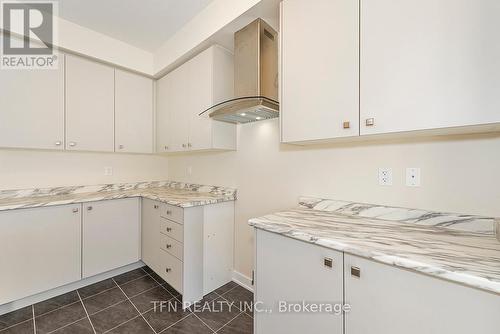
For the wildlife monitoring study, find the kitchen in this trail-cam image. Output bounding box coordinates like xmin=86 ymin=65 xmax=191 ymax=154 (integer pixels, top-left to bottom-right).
xmin=0 ymin=0 xmax=499 ymax=333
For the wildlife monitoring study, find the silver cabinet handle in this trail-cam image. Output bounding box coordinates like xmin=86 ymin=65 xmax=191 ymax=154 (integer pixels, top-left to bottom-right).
xmin=187 ymin=143 xmax=192 ymax=148
xmin=166 ymin=210 xmax=172 ymax=215
xmin=118 ymin=144 xmax=124 ymax=150
xmin=55 ymin=141 xmax=62 ymax=146
xmin=351 ymin=266 xmax=361 ymax=278
xmin=72 ymin=208 xmax=79 ymax=213
xmin=153 ymin=204 xmax=159 ymax=209
xmin=165 ymin=268 xmax=172 ymax=273
xmin=87 ymin=206 xmax=93 ymax=211
xmin=166 ymin=244 xmax=172 ymax=249
xmin=164 ymin=146 xmax=169 ymax=151
xmin=166 ymin=227 xmax=172 ymax=232
xmin=365 ymin=118 xmax=375 ymax=126
xmin=182 ymin=144 xmax=186 ymax=148
xmin=69 ymin=142 xmax=76 ymax=147
xmin=324 ymin=257 xmax=333 ymax=268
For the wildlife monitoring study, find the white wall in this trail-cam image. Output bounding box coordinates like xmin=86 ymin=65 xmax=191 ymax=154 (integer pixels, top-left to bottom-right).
xmin=167 ymin=119 xmax=500 ymax=278
xmin=0 ymin=150 xmax=169 ymax=190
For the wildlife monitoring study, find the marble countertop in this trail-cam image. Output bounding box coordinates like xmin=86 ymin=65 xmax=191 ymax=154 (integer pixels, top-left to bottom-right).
xmin=0 ymin=181 xmax=236 ymax=211
xmin=249 ymin=197 xmax=500 ymax=295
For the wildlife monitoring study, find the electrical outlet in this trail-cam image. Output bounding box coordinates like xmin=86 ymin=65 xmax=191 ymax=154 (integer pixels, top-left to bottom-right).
xmin=378 ymin=168 xmax=393 ymax=186
xmin=406 ymin=168 xmax=421 ymax=187
xmin=104 ymin=167 xmax=113 ymax=176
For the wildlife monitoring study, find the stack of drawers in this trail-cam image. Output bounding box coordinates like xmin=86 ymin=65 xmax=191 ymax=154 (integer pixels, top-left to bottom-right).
xmin=158 ymin=204 xmax=184 ymax=293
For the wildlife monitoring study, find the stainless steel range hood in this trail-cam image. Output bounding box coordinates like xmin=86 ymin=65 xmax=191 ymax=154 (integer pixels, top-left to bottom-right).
xmin=202 ymin=19 xmax=279 ymax=124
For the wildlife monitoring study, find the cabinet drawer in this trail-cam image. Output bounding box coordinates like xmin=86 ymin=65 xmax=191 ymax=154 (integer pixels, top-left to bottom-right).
xmin=158 ymin=249 xmax=183 ymax=294
xmin=160 ymin=234 xmax=183 ymax=261
xmin=159 ymin=218 xmax=183 ymax=242
xmin=160 ymin=204 xmax=183 ymax=224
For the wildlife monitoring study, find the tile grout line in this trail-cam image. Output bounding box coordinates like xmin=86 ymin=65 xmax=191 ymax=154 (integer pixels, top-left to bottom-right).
xmin=77 ymin=290 xmax=97 ymax=334
xmin=157 ymin=313 xmax=195 ymax=334
xmin=102 ymin=314 xmax=141 ymax=334
xmin=45 ymin=317 xmax=88 ymax=334
xmin=32 ymin=305 xmax=36 ymax=334
xmin=0 ymin=318 xmax=35 ymax=332
xmin=190 ymin=312 xmax=216 ymax=333
xmin=33 ymin=299 xmax=83 ymax=319
xmin=213 ymin=311 xmax=244 ymax=334
xmin=112 ymin=278 xmax=158 ymax=334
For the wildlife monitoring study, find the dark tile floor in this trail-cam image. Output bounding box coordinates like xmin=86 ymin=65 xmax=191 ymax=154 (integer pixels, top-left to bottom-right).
xmin=0 ymin=266 xmax=253 ymax=334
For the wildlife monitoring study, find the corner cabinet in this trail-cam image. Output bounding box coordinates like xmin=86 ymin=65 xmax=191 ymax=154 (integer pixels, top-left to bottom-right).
xmin=82 ymin=198 xmax=140 ymax=278
xmin=156 ymin=45 xmax=236 ymax=153
xmin=280 ymin=0 xmax=360 ymax=143
xmin=0 ymin=204 xmax=82 ymax=305
xmin=115 ymin=70 xmax=154 ymax=153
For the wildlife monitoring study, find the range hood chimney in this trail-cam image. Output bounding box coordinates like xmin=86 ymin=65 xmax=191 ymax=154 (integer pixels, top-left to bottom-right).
xmin=203 ymin=19 xmax=279 ymax=124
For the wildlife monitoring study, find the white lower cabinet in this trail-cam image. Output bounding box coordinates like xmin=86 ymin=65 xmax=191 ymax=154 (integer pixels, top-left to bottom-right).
xmin=141 ymin=199 xmax=234 ymax=306
xmin=0 ymin=204 xmax=81 ymax=305
xmin=255 ymin=230 xmax=500 ymax=334
xmin=82 ymin=198 xmax=140 ymax=278
xmin=255 ymin=229 xmax=344 ymax=334
xmin=344 ymin=254 xmax=500 ymax=334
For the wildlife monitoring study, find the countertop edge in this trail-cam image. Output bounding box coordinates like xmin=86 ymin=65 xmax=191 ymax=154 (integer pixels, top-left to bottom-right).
xmin=249 ymin=219 xmax=500 ymax=296
xmin=0 ymin=193 xmax=236 ymax=212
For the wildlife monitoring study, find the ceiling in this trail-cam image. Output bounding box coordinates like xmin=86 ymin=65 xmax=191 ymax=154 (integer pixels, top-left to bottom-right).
xmin=58 ymin=0 xmax=215 ymax=52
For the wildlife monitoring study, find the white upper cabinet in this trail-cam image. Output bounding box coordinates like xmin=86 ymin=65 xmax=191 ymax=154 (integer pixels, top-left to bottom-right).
xmin=156 ymin=45 xmax=236 ymax=153
xmin=360 ymin=0 xmax=500 ymax=135
xmin=65 ymin=54 xmax=115 ymax=152
xmin=280 ymin=0 xmax=360 ymax=143
xmin=0 ymin=54 xmax=65 ymax=150
xmin=115 ymin=69 xmax=154 ymax=153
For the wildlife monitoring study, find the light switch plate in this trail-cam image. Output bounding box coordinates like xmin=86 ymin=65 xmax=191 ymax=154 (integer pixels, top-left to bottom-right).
xmin=378 ymin=168 xmax=393 ymax=186
xmin=406 ymin=168 xmax=421 ymax=187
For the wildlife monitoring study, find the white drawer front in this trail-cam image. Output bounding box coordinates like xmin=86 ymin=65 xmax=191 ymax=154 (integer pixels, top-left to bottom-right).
xmin=159 ymin=218 xmax=183 ymax=242
xmin=160 ymin=234 xmax=183 ymax=261
xmin=158 ymin=249 xmax=183 ymax=294
xmin=161 ymin=204 xmax=183 ymax=224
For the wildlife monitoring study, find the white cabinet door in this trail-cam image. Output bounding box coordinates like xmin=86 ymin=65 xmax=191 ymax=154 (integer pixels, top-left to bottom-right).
xmin=115 ymin=70 xmax=153 ymax=153
xmin=156 ymin=74 xmax=172 ymax=153
xmin=0 ymin=54 xmax=65 ymax=150
xmin=360 ymin=0 xmax=500 ymax=135
xmin=168 ymin=65 xmax=190 ymax=152
xmin=0 ymin=204 xmax=81 ymax=305
xmin=281 ymin=0 xmax=360 ymax=143
xmin=66 ymin=54 xmax=114 ymax=152
xmin=141 ymin=199 xmax=161 ymax=272
xmin=344 ymin=254 xmax=500 ymax=334
xmin=83 ymin=198 xmax=140 ymax=278
xmin=187 ymin=47 xmax=214 ymax=151
xmin=255 ymin=229 xmax=344 ymax=334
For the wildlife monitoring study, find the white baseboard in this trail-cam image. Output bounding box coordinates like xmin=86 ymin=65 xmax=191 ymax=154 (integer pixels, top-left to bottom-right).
xmin=0 ymin=262 xmax=144 ymax=316
xmin=232 ymin=270 xmax=254 ymax=292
